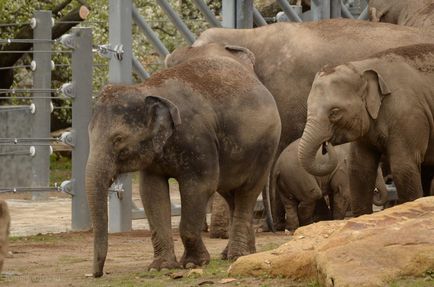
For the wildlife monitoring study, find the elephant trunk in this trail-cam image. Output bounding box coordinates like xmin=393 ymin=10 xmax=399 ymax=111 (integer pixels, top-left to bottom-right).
xmin=373 ymin=167 xmax=388 ymax=206
xmin=85 ymin=155 xmax=115 ymax=277
xmin=298 ymin=119 xmax=338 ymax=176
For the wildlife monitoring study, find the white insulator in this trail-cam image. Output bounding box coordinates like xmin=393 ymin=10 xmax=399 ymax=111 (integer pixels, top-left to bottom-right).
xmin=30 ymin=18 xmax=37 ymax=29
xmin=30 ymin=60 xmax=37 ymax=71
xmin=29 ymin=103 xmax=36 ymax=114
xmin=29 ymin=146 xmax=36 ymax=157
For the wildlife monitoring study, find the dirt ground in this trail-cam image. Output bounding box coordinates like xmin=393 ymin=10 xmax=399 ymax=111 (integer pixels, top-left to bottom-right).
xmin=1 ymin=231 xmax=302 ymax=287
xmin=0 ymin=182 xmax=309 ymax=287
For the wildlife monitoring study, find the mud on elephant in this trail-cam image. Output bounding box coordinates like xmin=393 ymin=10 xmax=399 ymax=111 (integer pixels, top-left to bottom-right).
xmin=299 ymin=44 xmax=434 ymax=216
xmin=273 ymin=139 xmax=387 ymax=232
xmin=85 ymin=43 xmax=281 ymax=277
xmin=168 ymin=19 xmax=434 ymax=230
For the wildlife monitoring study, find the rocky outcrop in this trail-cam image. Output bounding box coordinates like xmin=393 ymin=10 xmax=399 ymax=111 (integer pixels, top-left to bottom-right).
xmin=229 ymin=197 xmax=434 ymax=286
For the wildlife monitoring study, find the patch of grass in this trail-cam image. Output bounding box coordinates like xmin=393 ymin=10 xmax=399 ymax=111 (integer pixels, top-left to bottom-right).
xmin=9 ymin=233 xmax=59 ymax=243
xmin=58 ymin=255 xmax=87 ymax=264
xmin=50 ymin=154 xmax=71 ymax=186
xmin=389 ymin=276 xmax=434 ymax=287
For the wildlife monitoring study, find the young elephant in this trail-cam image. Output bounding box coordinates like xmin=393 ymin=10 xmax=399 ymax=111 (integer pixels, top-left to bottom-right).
xmin=0 ymin=200 xmax=10 ymax=273
xmin=86 ymin=43 xmax=281 ymax=277
xmin=299 ymin=44 xmax=434 ymax=216
xmin=368 ymin=0 xmax=434 ymax=29
xmin=273 ymin=139 xmax=387 ymax=231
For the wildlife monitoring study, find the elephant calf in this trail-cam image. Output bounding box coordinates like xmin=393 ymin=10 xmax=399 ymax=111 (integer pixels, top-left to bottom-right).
xmin=0 ymin=200 xmax=10 ymax=272
xmin=299 ymin=44 xmax=434 ymax=216
xmin=274 ymin=139 xmax=386 ymax=232
xmin=86 ymin=43 xmax=281 ymax=277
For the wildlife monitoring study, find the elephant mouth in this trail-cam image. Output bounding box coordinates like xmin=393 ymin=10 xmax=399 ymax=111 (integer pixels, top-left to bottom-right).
xmin=321 ymin=142 xmax=329 ymax=155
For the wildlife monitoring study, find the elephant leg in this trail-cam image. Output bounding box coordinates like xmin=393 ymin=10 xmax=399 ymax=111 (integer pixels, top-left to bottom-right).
xmin=278 ymin=190 xmax=299 ymax=232
xmin=314 ymin=197 xmax=332 ymax=221
xmin=226 ymin=177 xmax=267 ymax=260
xmin=139 ymin=171 xmax=179 ymax=270
xmin=298 ymin=200 xmax=317 ymax=226
xmin=218 ymin=192 xmax=234 ymax=260
xmin=421 ymin=166 xmax=434 ymax=197
xmin=209 ymin=192 xmax=230 ymax=239
xmin=349 ymin=143 xmax=381 ymax=216
xmin=178 ymin=178 xmax=216 ymax=268
xmin=389 ymin=156 xmax=423 ymax=203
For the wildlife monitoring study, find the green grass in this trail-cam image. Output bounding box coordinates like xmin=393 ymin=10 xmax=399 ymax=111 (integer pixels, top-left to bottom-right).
xmin=9 ymin=233 xmax=60 ymax=243
xmin=389 ymin=276 xmax=434 ymax=287
xmin=49 ymin=154 xmax=71 ymax=186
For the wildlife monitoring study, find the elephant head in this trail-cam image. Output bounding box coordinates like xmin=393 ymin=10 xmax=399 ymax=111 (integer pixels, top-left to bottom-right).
xmin=86 ymin=86 xmax=181 ymax=277
xmin=298 ymin=64 xmax=391 ymax=176
xmin=165 ymin=43 xmax=255 ymax=72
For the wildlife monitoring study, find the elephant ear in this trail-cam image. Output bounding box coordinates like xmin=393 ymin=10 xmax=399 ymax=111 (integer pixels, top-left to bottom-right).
xmin=144 ymin=96 xmax=181 ymax=153
xmin=224 ymin=45 xmax=255 ymax=68
xmin=363 ymin=69 xmax=391 ymax=120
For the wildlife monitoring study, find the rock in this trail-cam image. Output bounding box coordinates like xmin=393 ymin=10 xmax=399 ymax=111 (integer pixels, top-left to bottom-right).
xmin=219 ymin=278 xmax=237 ymax=284
xmin=186 ymin=268 xmax=203 ymax=278
xmin=229 ymin=197 xmax=434 ymax=286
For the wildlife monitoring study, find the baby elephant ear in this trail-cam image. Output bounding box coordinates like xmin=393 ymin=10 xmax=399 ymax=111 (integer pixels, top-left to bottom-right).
xmin=224 ymin=45 xmax=255 ymax=67
xmin=363 ymin=69 xmax=391 ymax=120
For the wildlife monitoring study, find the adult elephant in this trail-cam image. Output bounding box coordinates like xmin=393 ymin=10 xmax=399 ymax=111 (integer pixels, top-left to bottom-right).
xmin=86 ymin=43 xmax=281 ymax=277
xmin=298 ymin=44 xmax=434 ymax=216
xmin=167 ymin=18 xmax=434 ymax=228
xmin=368 ymin=0 xmax=434 ymax=29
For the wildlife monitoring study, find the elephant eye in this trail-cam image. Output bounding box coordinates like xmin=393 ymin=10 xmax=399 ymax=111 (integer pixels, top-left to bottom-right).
xmin=112 ymin=135 xmax=124 ymax=148
xmin=329 ymin=108 xmax=342 ymax=122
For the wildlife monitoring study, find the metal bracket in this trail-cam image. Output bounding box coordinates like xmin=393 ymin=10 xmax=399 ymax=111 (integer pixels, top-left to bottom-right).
xmin=60 ymin=180 xmax=74 ymax=195
xmin=59 ymin=33 xmax=76 ymax=49
xmin=60 ymin=131 xmax=74 ymax=147
xmin=60 ymin=82 xmax=75 ymax=98
xmin=95 ymin=44 xmax=124 ymax=61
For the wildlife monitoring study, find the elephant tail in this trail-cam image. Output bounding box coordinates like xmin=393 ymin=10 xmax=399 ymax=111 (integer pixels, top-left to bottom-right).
xmin=263 ymin=168 xmax=280 ymax=233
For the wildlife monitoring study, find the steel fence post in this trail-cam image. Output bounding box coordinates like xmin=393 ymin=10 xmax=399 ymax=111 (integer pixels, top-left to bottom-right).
xmin=108 ymin=0 xmax=133 ymax=233
xmin=31 ymin=11 xmax=52 ymax=201
xmin=70 ymin=27 xmax=92 ymax=231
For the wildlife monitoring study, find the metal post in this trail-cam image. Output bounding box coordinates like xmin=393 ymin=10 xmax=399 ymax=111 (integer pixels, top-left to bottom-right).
xmin=156 ymin=0 xmax=196 ymax=44
xmin=311 ymin=0 xmax=321 ymax=21
xmin=222 ymin=0 xmax=253 ymax=28
xmin=253 ymin=7 xmax=267 ymax=26
xmin=222 ymin=0 xmax=235 ymax=28
xmin=108 ymin=0 xmax=133 ymax=233
xmin=192 ymin=0 xmax=222 ymax=27
xmin=132 ymin=5 xmax=169 ymax=58
xmin=322 ymin=0 xmax=331 ymax=19
xmin=331 ymin=0 xmax=342 ymax=18
xmin=70 ymin=27 xmax=92 ymax=231
xmin=31 ymin=11 xmax=52 ymax=200
xmin=236 ymin=0 xmax=253 ymax=28
xmin=132 ymin=56 xmax=150 ymax=80
xmin=276 ymin=0 xmax=303 ymax=22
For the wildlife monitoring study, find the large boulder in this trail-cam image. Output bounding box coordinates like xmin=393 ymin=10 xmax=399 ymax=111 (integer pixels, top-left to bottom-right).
xmin=229 ymin=197 xmax=434 ymax=286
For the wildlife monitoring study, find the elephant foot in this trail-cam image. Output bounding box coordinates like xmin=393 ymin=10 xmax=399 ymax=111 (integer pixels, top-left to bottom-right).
xmin=220 ymin=244 xmax=229 ymax=260
xmin=226 ymin=241 xmax=254 ymax=260
xmin=148 ymin=255 xmax=180 ymax=271
xmin=180 ymin=249 xmax=210 ymax=268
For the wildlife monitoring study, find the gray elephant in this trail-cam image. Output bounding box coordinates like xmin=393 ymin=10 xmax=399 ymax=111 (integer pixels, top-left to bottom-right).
xmin=274 ymin=139 xmax=387 ymax=232
xmin=85 ymin=43 xmax=281 ymax=277
xmin=0 ymin=200 xmax=10 ymax=273
xmin=168 ymin=18 xmax=434 ymax=229
xmin=368 ymin=0 xmax=434 ymax=29
xmin=298 ymin=43 xmax=434 ymax=216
